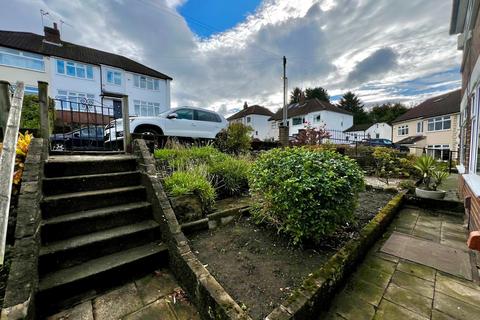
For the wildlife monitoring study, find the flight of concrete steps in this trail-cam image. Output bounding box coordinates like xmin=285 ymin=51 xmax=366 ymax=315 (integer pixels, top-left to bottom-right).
xmin=37 ymin=155 xmax=167 ymax=314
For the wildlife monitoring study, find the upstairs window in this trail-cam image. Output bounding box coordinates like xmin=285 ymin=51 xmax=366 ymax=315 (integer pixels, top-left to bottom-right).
xmin=417 ymin=121 xmax=423 ymax=133
xmin=0 ymin=47 xmax=44 ymax=71
xmin=292 ymin=117 xmax=304 ymax=125
xmin=314 ymin=114 xmax=321 ymax=123
xmin=398 ymin=125 xmax=408 ymax=136
xmin=427 ymin=116 xmax=451 ymax=131
xmin=133 ymin=75 xmax=160 ymax=90
xmin=246 ymin=116 xmax=251 ymax=123
xmin=56 ymin=59 xmax=94 ymax=80
xmin=107 ymin=70 xmax=122 ymax=85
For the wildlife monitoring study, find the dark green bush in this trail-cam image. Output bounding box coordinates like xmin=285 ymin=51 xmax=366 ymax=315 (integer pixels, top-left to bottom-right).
xmin=214 ymin=123 xmax=252 ymax=154
xmin=249 ymin=147 xmax=364 ymax=244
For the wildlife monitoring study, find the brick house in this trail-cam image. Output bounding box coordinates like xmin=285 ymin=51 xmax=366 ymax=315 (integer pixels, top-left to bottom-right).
xmin=450 ymin=0 xmax=480 ymax=232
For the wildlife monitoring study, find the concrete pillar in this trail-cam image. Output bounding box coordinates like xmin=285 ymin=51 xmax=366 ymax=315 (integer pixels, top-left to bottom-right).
xmin=0 ymin=81 xmax=10 ymax=141
xmin=279 ymin=125 xmax=289 ymax=147
xmin=122 ymin=96 xmax=131 ymax=153
xmin=38 ymin=81 xmax=49 ymax=139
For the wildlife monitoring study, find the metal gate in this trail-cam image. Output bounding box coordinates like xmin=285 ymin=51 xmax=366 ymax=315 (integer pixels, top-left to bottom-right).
xmin=51 ymin=98 xmax=123 ymax=152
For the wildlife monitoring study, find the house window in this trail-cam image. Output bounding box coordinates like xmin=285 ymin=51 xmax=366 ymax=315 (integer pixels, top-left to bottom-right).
xmin=271 ymin=122 xmax=277 ymax=129
xmin=417 ymin=121 xmax=423 ymax=133
xmin=133 ymin=100 xmax=161 ymax=116
xmin=0 ymin=47 xmax=45 ymax=71
xmin=107 ymin=70 xmax=122 ymax=85
xmin=427 ymin=116 xmax=451 ymax=131
xmin=24 ymin=86 xmax=38 ymax=95
xmin=56 ymin=90 xmax=95 ymax=111
xmin=246 ymin=117 xmax=251 ymax=123
xmin=133 ymin=75 xmax=160 ymax=90
xmin=398 ymin=125 xmax=409 ymax=136
xmin=292 ymin=117 xmax=304 ymax=125
xmin=427 ymin=145 xmax=450 ymax=161
xmin=56 ymin=59 xmax=94 ymax=80
xmin=314 ymin=114 xmax=321 ymax=123
xmin=375 ymin=133 xmax=380 ymax=138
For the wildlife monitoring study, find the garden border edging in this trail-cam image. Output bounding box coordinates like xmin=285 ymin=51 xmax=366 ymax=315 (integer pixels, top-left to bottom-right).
xmin=265 ymin=191 xmax=406 ymax=320
xmin=133 ymin=139 xmax=252 ymax=320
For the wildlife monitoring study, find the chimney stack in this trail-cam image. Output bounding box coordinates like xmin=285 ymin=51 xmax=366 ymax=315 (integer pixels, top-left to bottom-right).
xmin=44 ymin=22 xmax=61 ymax=44
xmin=299 ymin=91 xmax=306 ymax=104
xmin=243 ymin=102 xmax=248 ymax=110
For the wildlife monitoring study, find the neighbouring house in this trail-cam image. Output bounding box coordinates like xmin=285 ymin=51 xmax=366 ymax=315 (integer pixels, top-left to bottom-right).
xmin=268 ymin=97 xmax=353 ymax=142
xmin=391 ymin=90 xmax=461 ymax=158
xmin=227 ymin=103 xmax=275 ymax=141
xmin=450 ymin=0 xmax=480 ymax=234
xmin=0 ymin=24 xmax=172 ymax=124
xmin=344 ymin=122 xmax=392 ymax=141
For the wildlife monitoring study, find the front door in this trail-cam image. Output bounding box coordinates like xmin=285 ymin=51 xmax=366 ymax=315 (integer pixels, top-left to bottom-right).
xmin=113 ymin=100 xmax=122 ymax=119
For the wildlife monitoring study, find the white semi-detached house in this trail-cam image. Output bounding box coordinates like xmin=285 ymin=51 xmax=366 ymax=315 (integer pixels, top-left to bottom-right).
xmin=0 ymin=24 xmax=172 ymax=120
xmin=227 ymin=103 xmax=275 ymax=141
xmin=344 ymin=122 xmax=392 ymax=141
xmin=268 ymin=97 xmax=353 ymax=141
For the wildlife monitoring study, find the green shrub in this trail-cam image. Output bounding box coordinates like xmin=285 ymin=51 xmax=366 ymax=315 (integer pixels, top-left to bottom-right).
xmin=163 ymin=166 xmax=216 ymax=212
xmin=372 ymin=147 xmax=401 ymax=185
xmin=208 ymin=156 xmax=251 ymax=196
xmin=249 ymin=147 xmax=364 ymax=245
xmin=155 ymin=145 xmax=227 ymax=169
xmin=215 ymin=123 xmax=253 ymax=154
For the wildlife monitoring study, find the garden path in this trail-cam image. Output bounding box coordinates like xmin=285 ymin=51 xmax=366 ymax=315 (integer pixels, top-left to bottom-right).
xmin=321 ymin=204 xmax=480 ymax=320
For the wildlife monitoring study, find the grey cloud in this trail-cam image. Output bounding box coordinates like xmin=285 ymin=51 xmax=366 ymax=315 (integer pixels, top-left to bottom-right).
xmin=347 ymin=48 xmax=398 ymax=85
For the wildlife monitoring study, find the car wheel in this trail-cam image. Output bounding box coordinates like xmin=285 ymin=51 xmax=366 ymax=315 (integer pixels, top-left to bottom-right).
xmin=136 ymin=127 xmax=164 ymax=149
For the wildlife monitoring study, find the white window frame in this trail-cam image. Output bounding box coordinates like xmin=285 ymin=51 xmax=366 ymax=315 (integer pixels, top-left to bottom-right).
xmin=469 ymin=88 xmax=480 ymax=173
xmin=106 ymin=69 xmax=122 ymax=85
xmin=133 ymin=74 xmax=160 ymax=91
xmin=417 ymin=121 xmax=423 ymax=133
xmin=56 ymin=58 xmax=94 ymax=80
xmin=427 ymin=116 xmax=451 ymax=132
xmin=313 ymin=114 xmax=321 ymax=123
xmin=0 ymin=46 xmax=45 ymax=72
xmin=427 ymin=144 xmax=450 ymax=161
xmin=246 ymin=116 xmax=251 ymax=123
xmin=292 ymin=117 xmax=304 ymax=126
xmin=397 ymin=124 xmax=409 ymax=136
xmin=55 ymin=90 xmax=95 ymax=112
xmin=133 ymin=100 xmax=161 ymax=116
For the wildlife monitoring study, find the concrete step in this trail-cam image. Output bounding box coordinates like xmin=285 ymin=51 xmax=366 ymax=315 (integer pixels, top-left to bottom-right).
xmin=38 ymin=242 xmax=168 ymax=314
xmin=42 ymin=171 xmax=142 ymax=196
xmin=44 ymin=155 xmax=137 ymax=177
xmin=39 ymin=220 xmax=160 ymax=274
xmin=41 ymin=186 xmax=146 ymax=218
xmin=41 ymin=202 xmax=152 ymax=243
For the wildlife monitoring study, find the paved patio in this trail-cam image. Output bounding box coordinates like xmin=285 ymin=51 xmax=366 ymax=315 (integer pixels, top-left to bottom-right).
xmin=46 ymin=268 xmax=200 ymax=320
xmin=322 ymin=205 xmax=480 ymax=320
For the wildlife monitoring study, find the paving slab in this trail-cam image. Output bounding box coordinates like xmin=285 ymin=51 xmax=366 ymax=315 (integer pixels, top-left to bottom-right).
xmin=169 ymin=299 xmax=201 ymax=320
xmin=135 ymin=269 xmax=180 ymax=305
xmin=93 ymin=283 xmax=143 ymax=320
xmin=344 ymin=278 xmax=385 ymax=307
xmin=431 ymin=309 xmax=456 ymax=320
xmin=362 ymin=256 xmax=396 ymax=275
xmin=435 ymin=272 xmax=480 ymax=306
xmin=123 ymin=298 xmax=176 ymax=320
xmin=47 ymin=301 xmax=94 ymax=320
xmin=328 ymin=290 xmax=375 ymax=320
xmin=391 ymin=270 xmax=434 ymax=299
xmin=373 ymin=299 xmax=428 ymax=320
xmin=383 ymin=283 xmax=432 ymax=318
xmin=353 ymin=264 xmax=393 ymax=289
xmin=381 ymin=232 xmax=472 ymax=280
xmin=433 ymin=291 xmax=480 ymax=320
xmin=397 ymin=260 xmax=436 ymax=282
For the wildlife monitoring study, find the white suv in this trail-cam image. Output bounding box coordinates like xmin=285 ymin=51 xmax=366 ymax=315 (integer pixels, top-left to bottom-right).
xmin=104 ymin=106 xmax=228 ymax=145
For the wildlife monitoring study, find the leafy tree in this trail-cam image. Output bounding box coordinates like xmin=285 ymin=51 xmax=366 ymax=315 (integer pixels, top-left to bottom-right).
xmin=289 ymin=87 xmax=303 ymax=104
xmin=305 ymin=87 xmax=330 ymax=102
xmin=369 ymin=102 xmax=408 ymax=124
xmin=20 ymin=95 xmax=55 ymax=132
xmin=338 ymin=91 xmax=369 ymax=124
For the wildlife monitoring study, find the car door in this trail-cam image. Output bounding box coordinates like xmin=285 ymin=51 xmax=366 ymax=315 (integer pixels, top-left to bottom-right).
xmin=163 ymin=108 xmax=194 ymax=137
xmin=193 ymin=109 xmax=223 ymax=138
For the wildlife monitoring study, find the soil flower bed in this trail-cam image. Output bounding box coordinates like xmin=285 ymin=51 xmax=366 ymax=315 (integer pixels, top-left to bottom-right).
xmin=188 ymin=189 xmax=394 ymax=319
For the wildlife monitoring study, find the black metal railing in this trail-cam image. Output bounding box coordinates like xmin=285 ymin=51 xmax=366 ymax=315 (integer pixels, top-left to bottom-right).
xmin=51 ymin=98 xmax=122 ymax=152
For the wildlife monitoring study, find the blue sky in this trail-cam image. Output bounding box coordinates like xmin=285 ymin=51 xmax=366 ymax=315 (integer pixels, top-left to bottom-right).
xmin=178 ymin=0 xmax=262 ymax=37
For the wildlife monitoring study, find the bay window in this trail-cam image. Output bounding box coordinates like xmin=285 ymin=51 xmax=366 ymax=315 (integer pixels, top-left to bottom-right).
xmin=133 ymin=100 xmax=161 ymax=116
xmin=56 ymin=90 xmax=95 ymax=111
xmin=107 ymin=70 xmax=122 ymax=85
xmin=0 ymin=47 xmax=44 ymax=71
xmin=133 ymin=75 xmax=160 ymax=90
xmin=427 ymin=145 xmax=450 ymax=161
xmin=56 ymin=59 xmax=94 ymax=80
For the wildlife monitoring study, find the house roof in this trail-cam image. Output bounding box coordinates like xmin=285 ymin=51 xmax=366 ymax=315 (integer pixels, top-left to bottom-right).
xmin=0 ymin=30 xmax=172 ymax=80
xmin=345 ymin=123 xmax=374 ymax=132
xmin=392 ymin=89 xmax=461 ymax=123
xmin=396 ymin=136 xmax=426 ymax=145
xmin=269 ymin=98 xmax=352 ymax=121
xmin=227 ymin=105 xmax=274 ymax=121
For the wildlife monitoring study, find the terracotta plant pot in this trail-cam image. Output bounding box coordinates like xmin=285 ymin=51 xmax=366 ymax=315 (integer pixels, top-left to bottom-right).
xmin=415 ymin=187 xmax=446 ymax=200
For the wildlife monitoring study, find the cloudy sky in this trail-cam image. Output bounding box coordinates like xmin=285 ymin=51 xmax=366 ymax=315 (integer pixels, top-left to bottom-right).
xmin=1 ymin=0 xmax=462 ymax=115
